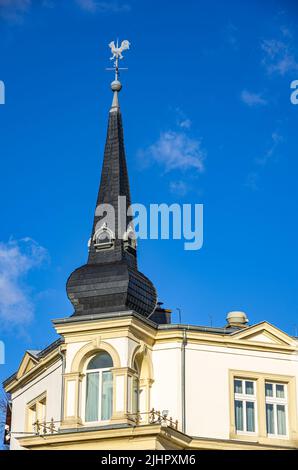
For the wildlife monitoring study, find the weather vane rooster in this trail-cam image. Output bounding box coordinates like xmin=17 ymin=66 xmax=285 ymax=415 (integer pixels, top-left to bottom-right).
xmin=107 ymin=39 xmax=130 ymax=81
xmin=109 ymin=40 xmax=130 ymax=60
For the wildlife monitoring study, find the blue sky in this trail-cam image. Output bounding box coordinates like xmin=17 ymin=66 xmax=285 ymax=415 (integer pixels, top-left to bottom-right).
xmin=0 ymin=0 xmax=298 ymax=392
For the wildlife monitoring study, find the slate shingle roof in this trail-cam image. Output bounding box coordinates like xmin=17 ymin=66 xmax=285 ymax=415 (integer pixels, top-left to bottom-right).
xmin=66 ymin=106 xmax=157 ymax=318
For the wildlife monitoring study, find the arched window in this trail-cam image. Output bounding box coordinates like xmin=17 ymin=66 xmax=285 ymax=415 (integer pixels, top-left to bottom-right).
xmin=92 ymin=224 xmax=114 ymax=251
xmin=85 ymin=352 xmax=113 ymax=423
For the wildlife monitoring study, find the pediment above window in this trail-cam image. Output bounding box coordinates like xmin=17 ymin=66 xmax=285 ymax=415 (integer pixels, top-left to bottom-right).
xmin=231 ymin=321 xmax=297 ymax=349
xmin=16 ymin=351 xmax=40 ymax=379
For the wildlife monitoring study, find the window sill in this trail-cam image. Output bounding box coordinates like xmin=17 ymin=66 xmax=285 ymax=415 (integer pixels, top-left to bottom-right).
xmin=82 ymin=420 xmax=112 ymax=427
xmin=230 ymin=431 xmax=295 ymax=448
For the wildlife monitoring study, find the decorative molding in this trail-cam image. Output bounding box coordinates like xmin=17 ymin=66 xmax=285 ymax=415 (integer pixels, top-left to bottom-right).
xmin=17 ymin=424 xmax=296 ymax=450
xmin=16 ymin=352 xmax=39 ymax=380
xmin=231 ymin=322 xmax=298 ymax=348
xmin=70 ymin=340 xmax=121 ymax=373
xmin=92 ymin=223 xmax=115 ymax=251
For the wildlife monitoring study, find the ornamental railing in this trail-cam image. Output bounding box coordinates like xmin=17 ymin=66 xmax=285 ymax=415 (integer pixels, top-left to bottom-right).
xmin=128 ymin=408 xmax=179 ymax=430
xmin=16 ymin=409 xmax=178 ymax=437
xmin=32 ymin=418 xmax=59 ymax=435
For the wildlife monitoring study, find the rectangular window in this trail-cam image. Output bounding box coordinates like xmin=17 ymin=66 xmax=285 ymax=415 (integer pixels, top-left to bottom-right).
xmin=265 ymin=382 xmax=288 ymax=437
xmin=234 ymin=378 xmax=256 ymax=434
xmin=85 ymin=368 xmax=113 ymax=423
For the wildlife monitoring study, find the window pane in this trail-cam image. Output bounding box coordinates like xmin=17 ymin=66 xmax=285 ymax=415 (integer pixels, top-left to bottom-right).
xmin=265 ymin=383 xmax=273 ymax=397
xmin=246 ymin=402 xmax=255 ymax=432
xmin=101 ymin=371 xmax=113 ymax=421
xmin=87 ymin=352 xmax=113 ymax=370
xmin=266 ymin=403 xmax=275 ymax=434
xmin=235 ymin=400 xmax=243 ymax=431
xmin=85 ymin=372 xmax=99 ymax=422
xmin=276 ymin=384 xmax=285 ymax=399
xmin=277 ymin=405 xmax=286 ymax=435
xmin=234 ymin=380 xmax=242 ymax=394
xmin=245 ymin=381 xmax=254 ymax=395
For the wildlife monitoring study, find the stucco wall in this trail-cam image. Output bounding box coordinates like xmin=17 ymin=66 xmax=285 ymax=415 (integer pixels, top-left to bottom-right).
xmin=10 ymin=360 xmax=62 ymax=450
xmin=151 ymin=344 xmax=182 ymax=424
xmin=150 ymin=341 xmax=298 ymax=439
xmin=9 ymin=328 xmax=298 ymax=449
xmin=185 ymin=344 xmax=298 ymax=438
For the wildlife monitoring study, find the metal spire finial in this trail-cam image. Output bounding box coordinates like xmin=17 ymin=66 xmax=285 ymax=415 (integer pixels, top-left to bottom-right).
xmin=106 ymin=39 xmax=130 ymax=109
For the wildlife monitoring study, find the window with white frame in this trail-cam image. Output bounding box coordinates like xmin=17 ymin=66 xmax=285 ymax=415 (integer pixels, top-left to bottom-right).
xmin=265 ymin=382 xmax=288 ymax=437
xmin=85 ymin=352 xmax=113 ymax=423
xmin=234 ymin=379 xmax=257 ymax=433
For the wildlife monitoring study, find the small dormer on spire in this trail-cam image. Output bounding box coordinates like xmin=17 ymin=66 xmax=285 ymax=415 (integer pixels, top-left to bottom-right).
xmin=107 ymin=39 xmax=130 ymax=111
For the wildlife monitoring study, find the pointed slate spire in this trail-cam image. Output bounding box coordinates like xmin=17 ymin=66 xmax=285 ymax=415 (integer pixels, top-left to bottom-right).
xmin=88 ymin=79 xmax=136 ymax=268
xmin=66 ymin=41 xmax=157 ymax=318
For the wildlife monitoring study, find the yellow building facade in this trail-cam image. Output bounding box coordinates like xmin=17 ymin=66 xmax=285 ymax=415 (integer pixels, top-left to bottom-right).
xmin=4 ymin=312 xmax=298 ymax=450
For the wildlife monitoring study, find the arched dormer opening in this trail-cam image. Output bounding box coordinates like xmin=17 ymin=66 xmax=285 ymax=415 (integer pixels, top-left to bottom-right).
xmin=92 ymin=223 xmax=115 ymax=251
xmin=123 ymin=226 xmax=137 ymax=253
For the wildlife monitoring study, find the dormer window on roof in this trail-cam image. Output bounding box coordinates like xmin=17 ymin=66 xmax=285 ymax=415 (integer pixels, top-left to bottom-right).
xmin=93 ymin=224 xmax=115 ymax=251
xmin=124 ymin=226 xmax=137 ymax=252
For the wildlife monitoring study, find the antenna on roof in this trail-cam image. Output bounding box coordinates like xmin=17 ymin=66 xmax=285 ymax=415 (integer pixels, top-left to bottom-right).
xmin=176 ymin=308 xmax=182 ymax=324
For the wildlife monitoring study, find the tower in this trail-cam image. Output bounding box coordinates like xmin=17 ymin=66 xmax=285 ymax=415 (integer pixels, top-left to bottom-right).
xmin=66 ymin=40 xmax=158 ymax=318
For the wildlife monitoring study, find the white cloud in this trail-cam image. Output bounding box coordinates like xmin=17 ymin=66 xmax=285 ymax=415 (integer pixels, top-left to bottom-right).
xmin=169 ymin=180 xmax=189 ymax=196
xmin=246 ymin=132 xmax=283 ymax=190
xmin=139 ymin=131 xmax=205 ymax=173
xmin=245 ymin=172 xmax=259 ymax=191
xmin=175 ymin=107 xmax=192 ymax=129
xmin=0 ymin=0 xmax=130 ymax=22
xmin=0 ymin=238 xmax=48 ymax=329
xmin=225 ymin=23 xmax=239 ymax=50
xmin=179 ymin=119 xmax=192 ymax=129
xmin=75 ymin=0 xmax=130 ymax=13
xmin=280 ymin=25 xmax=292 ymax=39
xmin=261 ymin=37 xmax=298 ymax=76
xmin=256 ymin=132 xmax=283 ymax=166
xmin=0 ymin=0 xmax=31 ymax=22
xmin=241 ymin=90 xmax=267 ymax=107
